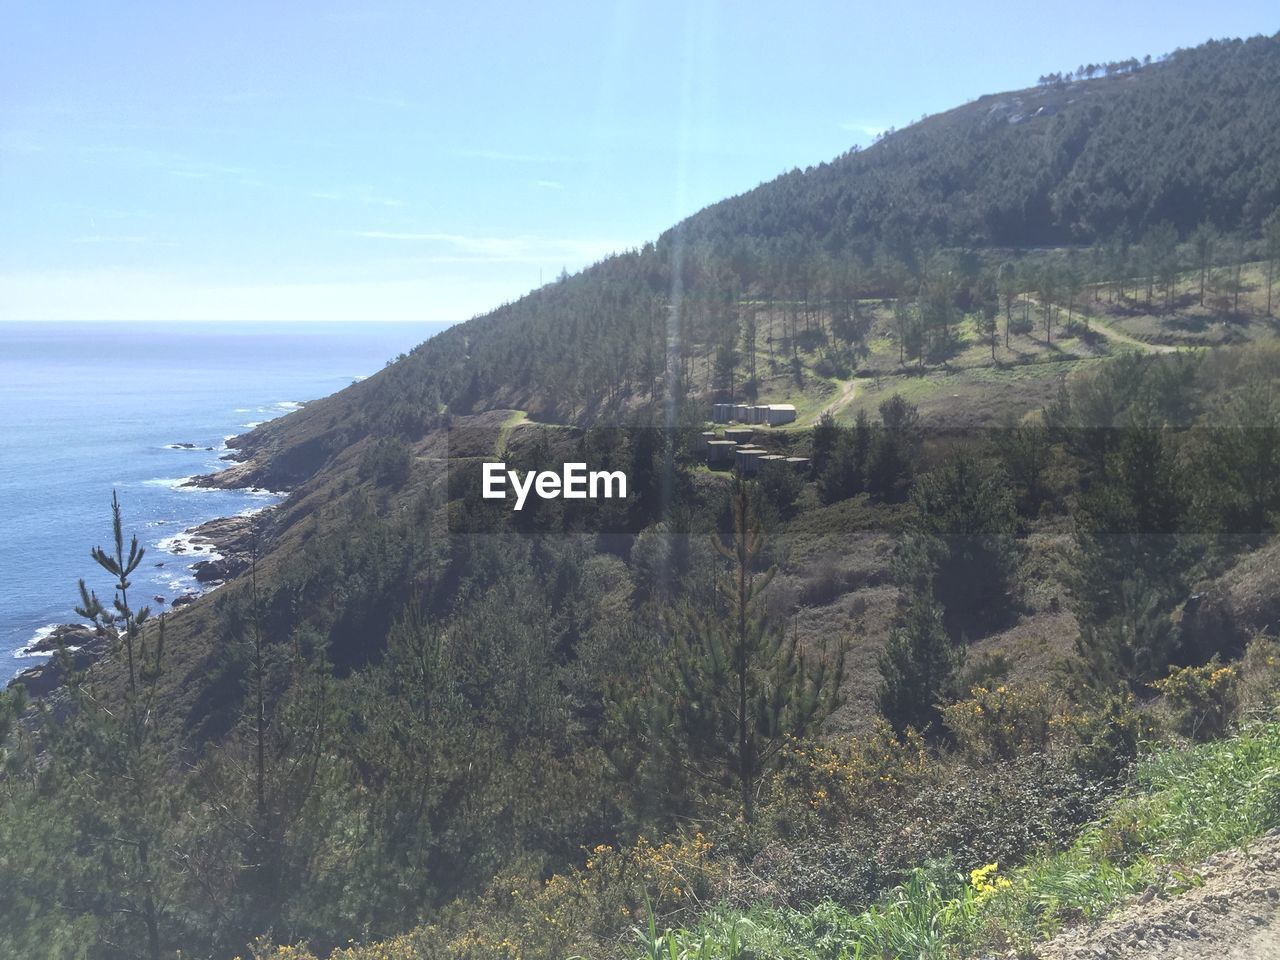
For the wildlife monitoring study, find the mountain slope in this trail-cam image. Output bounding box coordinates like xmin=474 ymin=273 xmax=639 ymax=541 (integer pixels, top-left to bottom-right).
xmin=221 ymin=34 xmax=1280 ymax=493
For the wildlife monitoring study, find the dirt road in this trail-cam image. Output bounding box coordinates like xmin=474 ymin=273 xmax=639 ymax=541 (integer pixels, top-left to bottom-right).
xmin=1033 ymin=831 xmax=1280 ymax=959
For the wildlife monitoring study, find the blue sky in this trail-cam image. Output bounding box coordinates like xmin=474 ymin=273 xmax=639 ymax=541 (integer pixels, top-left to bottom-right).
xmin=2 ymin=2 xmax=1276 ymax=323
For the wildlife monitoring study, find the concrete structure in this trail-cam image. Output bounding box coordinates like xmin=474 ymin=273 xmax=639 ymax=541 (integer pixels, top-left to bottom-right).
xmin=734 ymin=403 xmax=750 ymax=421
xmin=712 ymin=403 xmax=732 ymax=423
xmin=785 ymin=456 xmax=811 ymax=472
xmin=764 ymin=404 xmax=797 ymax=426
xmin=723 ymin=427 xmax=754 ymax=443
xmin=735 ymin=446 xmax=766 ymax=473
xmin=706 ymin=439 xmax=738 ymax=465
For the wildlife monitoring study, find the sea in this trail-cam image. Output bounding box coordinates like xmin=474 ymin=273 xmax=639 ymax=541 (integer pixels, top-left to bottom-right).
xmin=0 ymin=321 xmax=446 ymax=679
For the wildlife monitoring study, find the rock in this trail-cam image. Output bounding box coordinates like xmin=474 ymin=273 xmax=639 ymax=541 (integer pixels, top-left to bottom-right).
xmin=169 ymin=442 xmax=197 ymax=449
xmin=9 ymin=634 xmax=109 ymax=697
xmin=22 ymin=623 xmax=95 ymax=655
xmin=192 ymin=556 xmax=248 ymax=583
xmin=153 ymin=595 xmax=166 ymax=604
xmin=171 ymin=593 xmax=199 ymax=608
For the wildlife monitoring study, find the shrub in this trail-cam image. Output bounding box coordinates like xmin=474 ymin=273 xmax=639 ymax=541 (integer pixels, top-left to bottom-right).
xmin=942 ymin=683 xmax=1056 ymax=762
xmin=1235 ymin=635 xmax=1280 ymax=720
xmin=1058 ymin=693 xmax=1151 ymax=782
xmin=360 ymin=437 xmax=413 ymax=489
xmin=1151 ymin=658 xmax=1239 ymax=741
xmin=757 ymin=459 xmax=802 ymax=513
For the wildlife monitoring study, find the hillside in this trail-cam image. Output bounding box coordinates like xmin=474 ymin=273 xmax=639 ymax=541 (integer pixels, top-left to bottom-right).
xmin=4 ymin=31 xmax=1280 ymax=960
xmin=219 ymin=33 xmax=1280 ymax=494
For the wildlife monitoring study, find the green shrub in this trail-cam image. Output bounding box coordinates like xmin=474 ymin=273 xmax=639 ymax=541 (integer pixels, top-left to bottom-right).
xmin=942 ymin=683 xmax=1056 ymax=762
xmin=360 ymin=437 xmax=413 ymax=488
xmin=1151 ymin=658 xmax=1239 ymax=741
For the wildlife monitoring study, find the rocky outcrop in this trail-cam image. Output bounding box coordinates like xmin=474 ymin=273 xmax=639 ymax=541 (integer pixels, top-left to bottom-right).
xmin=179 ymin=513 xmax=262 ymax=587
xmin=192 ymin=556 xmax=249 ymax=584
xmin=9 ymin=626 xmax=108 ymax=698
xmin=21 ymin=623 xmax=94 ymax=655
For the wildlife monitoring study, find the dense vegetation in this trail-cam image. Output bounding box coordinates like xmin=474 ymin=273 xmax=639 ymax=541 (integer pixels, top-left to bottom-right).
xmin=3 ymin=31 xmax=1280 ymax=960
xmin=221 ymin=32 xmax=1280 ymax=472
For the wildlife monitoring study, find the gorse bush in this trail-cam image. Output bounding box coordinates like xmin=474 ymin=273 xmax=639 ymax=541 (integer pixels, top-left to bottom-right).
xmin=622 ymin=719 xmax=1280 ymax=960
xmin=1151 ymin=659 xmax=1239 ymax=740
xmin=942 ymin=683 xmax=1057 ymax=762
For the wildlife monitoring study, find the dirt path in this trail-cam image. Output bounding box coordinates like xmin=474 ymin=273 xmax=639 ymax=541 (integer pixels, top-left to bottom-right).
xmin=1032 ymin=830 xmax=1280 ymax=960
xmin=495 ymin=409 xmax=528 ymax=453
xmin=1087 ymin=315 xmax=1181 ymax=355
xmin=801 ymin=378 xmax=858 ymax=426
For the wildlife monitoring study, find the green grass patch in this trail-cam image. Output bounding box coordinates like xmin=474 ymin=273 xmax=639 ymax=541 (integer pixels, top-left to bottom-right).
xmin=632 ymin=720 xmax=1280 ymax=959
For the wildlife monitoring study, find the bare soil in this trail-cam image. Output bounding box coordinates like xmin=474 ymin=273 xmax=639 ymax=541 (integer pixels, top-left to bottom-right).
xmin=1031 ymin=830 xmax=1280 ymax=960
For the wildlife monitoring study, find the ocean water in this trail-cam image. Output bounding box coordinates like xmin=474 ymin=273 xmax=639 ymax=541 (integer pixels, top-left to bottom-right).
xmin=0 ymin=321 xmax=445 ymax=678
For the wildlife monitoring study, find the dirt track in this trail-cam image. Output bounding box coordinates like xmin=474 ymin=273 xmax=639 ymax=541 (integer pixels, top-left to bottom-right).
xmin=1031 ymin=830 xmax=1280 ymax=959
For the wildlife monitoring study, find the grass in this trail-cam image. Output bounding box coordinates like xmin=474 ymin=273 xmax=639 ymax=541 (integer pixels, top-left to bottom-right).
xmin=631 ymin=718 xmax=1280 ymax=959
xmin=700 ymin=261 xmax=1280 ymax=434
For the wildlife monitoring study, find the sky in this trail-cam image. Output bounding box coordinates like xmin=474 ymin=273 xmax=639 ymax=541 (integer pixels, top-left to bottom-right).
xmin=2 ymin=1 xmax=1276 ymax=324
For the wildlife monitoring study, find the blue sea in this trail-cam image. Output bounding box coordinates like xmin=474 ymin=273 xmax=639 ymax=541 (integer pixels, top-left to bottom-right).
xmin=0 ymin=321 xmax=446 ymax=678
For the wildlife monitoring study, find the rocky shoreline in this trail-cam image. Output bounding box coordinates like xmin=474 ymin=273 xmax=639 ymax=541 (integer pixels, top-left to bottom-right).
xmin=8 ymin=510 xmax=268 ymax=699
xmin=168 ymin=512 xmax=261 ymax=588
xmin=9 ymin=624 xmax=104 ymax=698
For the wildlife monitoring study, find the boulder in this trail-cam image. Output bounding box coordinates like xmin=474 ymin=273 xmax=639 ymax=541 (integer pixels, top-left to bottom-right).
xmin=192 ymin=556 xmax=248 ymax=583
xmin=23 ymin=623 xmax=95 ymax=655
xmin=9 ymin=634 xmax=109 ymax=698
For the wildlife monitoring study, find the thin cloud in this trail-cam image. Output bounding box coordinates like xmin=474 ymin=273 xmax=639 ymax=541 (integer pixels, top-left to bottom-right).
xmin=839 ymin=121 xmax=887 ymax=138
xmin=354 ymin=230 xmax=620 ymax=264
xmin=78 ymin=145 xmax=261 ymax=185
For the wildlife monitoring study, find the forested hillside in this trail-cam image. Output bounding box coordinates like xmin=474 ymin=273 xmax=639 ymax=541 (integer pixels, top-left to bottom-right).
xmin=4 ymin=31 xmax=1280 ymax=960
xmin=222 ymin=33 xmax=1280 ymax=489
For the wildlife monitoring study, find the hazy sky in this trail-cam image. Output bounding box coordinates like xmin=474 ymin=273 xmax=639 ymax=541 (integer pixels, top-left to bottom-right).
xmin=2 ymin=2 xmax=1276 ymax=323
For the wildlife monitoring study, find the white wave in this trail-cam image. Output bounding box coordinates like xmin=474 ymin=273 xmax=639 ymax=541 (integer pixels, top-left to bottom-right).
xmin=242 ymin=421 xmax=263 ymax=429
xmin=143 ymin=476 xmax=197 ymax=489
xmin=155 ymin=530 xmax=222 ymax=560
xmin=15 ymin=623 xmax=82 ymax=658
xmin=244 ymin=487 xmax=285 ymax=500
xmin=275 ymin=400 xmax=304 ymax=411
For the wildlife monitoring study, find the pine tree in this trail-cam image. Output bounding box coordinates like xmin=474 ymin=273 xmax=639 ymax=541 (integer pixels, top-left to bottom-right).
xmin=876 ymin=590 xmax=962 ymax=735
xmin=645 ymin=482 xmax=844 ymax=823
xmin=905 ymin=454 xmax=1019 ymax=638
xmin=1074 ymin=573 xmax=1180 ymax=691
xmin=60 ymin=493 xmax=171 ymax=959
xmin=1265 ymin=209 xmax=1280 ymax=317
xmin=810 ymin=411 xmax=839 ymax=479
xmin=1071 ymin=423 xmax=1190 ymax=690
xmin=1191 ymin=221 xmax=1217 ymax=306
